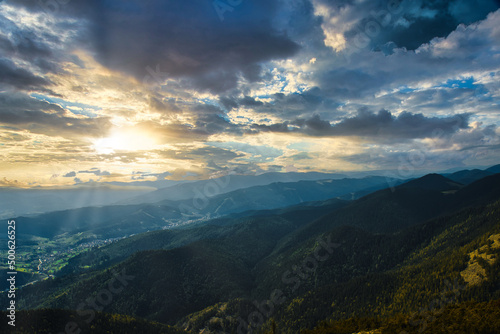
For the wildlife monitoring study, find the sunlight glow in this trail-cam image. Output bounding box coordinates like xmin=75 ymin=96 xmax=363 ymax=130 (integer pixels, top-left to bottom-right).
xmin=92 ymin=128 xmax=159 ymax=154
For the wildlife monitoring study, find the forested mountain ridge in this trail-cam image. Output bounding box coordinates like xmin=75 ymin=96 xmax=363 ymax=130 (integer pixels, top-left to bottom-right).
xmin=6 ymin=176 xmax=396 ymax=241
xmin=184 ymin=199 xmax=500 ymax=333
xmin=2 ymin=172 xmax=500 ymax=333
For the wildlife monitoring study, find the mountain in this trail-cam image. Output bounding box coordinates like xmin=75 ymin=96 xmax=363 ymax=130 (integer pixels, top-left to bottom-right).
xmin=0 ymin=184 xmax=154 ymax=219
xmin=55 ymin=199 xmax=350 ymax=277
xmin=398 ymin=173 xmax=463 ymax=191
xmin=258 ymin=174 xmax=500 ymax=278
xmin=7 ymin=172 xmax=500 ymax=333
xmin=0 ymin=172 xmax=348 ymax=220
xmin=180 ymin=198 xmax=500 ymax=333
xmin=265 ymin=175 xmax=459 ymax=252
xmin=264 ymin=200 xmax=500 ymax=332
xmin=119 ymin=172 xmax=348 ymax=205
xmin=6 ymin=176 xmax=395 ymax=241
xmin=452 ymin=173 xmax=500 ymax=208
xmin=444 ymin=169 xmax=494 ymax=185
xmin=14 ymin=214 xmax=309 ymax=323
xmin=486 ymin=164 xmax=500 ymax=174
xmin=8 ymin=203 xmax=178 ymax=239
xmin=171 ymin=176 xmax=401 ymax=218
xmin=0 ymin=309 xmax=184 ymax=334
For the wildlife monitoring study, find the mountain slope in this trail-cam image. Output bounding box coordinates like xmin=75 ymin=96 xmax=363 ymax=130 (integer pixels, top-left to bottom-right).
xmin=7 ymin=176 xmax=394 ymax=240
xmin=452 ymin=173 xmax=500 ymax=208
xmin=269 ymin=173 xmax=500 ymax=260
xmin=263 ymin=200 xmax=500 ymax=332
xmin=9 ymin=203 xmax=181 ymax=239
xmin=486 ymin=164 xmax=500 ymax=174
xmin=0 ymin=309 xmax=184 ymax=334
xmin=171 ymin=176 xmax=400 ymax=218
xmin=0 ymin=184 xmax=154 ymax=219
xmin=120 ymin=171 xmax=348 ymax=205
xmin=445 ymin=169 xmax=494 ymax=185
xmin=183 ymin=199 xmax=500 ymax=333
xmin=12 ymin=215 xmax=310 ymax=324
xmin=398 ymin=173 xmax=463 ymax=191
xmin=8 ymin=172 xmax=500 ymax=333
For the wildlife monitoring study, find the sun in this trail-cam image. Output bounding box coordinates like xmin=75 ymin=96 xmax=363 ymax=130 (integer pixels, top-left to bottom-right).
xmin=92 ymin=128 xmax=159 ymax=154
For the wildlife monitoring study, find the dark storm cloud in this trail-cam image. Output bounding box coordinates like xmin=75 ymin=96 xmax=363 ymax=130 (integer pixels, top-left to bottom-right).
xmin=148 ymin=96 xmax=181 ymax=114
xmin=8 ymin=27 xmax=54 ymax=60
xmin=0 ymin=92 xmax=111 ymax=137
xmin=317 ymin=68 xmax=378 ymax=99
xmin=0 ymin=58 xmax=51 ymax=90
xmin=220 ymin=88 xmax=340 ymax=120
xmin=190 ymin=104 xmax=243 ymax=136
xmin=326 ymin=109 xmax=470 ymax=138
xmin=316 ymin=0 xmax=499 ymax=53
xmin=379 ymin=0 xmax=500 ymax=50
xmin=0 ymin=34 xmax=18 ymax=57
xmin=0 ymin=8 xmax=68 ymax=82
xmin=7 ymin=0 xmax=300 ymax=93
xmin=239 ymin=96 xmax=264 ymax=107
xmin=254 ymin=109 xmax=470 ymax=140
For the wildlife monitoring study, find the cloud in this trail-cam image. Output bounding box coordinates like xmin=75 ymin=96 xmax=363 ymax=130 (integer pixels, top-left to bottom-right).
xmin=312 ymin=0 xmax=499 ymax=53
xmin=148 ymin=96 xmax=181 ymax=115
xmin=254 ymin=109 xmax=470 ymax=140
xmin=308 ymin=8 xmax=500 ymax=107
xmin=8 ymin=0 xmax=300 ymax=93
xmin=0 ymin=177 xmax=26 ymax=187
xmin=0 ymin=58 xmax=51 ymax=90
xmin=131 ymin=171 xmax=172 ymax=181
xmin=290 ymin=152 xmax=313 ymax=160
xmin=0 ymin=4 xmax=82 ymax=94
xmin=1 ymin=0 xmax=499 ymax=186
xmin=77 ymin=169 xmax=111 ymax=176
xmin=221 ymin=88 xmax=340 ymax=120
xmin=0 ymin=92 xmax=111 ymax=138
xmin=153 ymin=146 xmax=244 ymax=174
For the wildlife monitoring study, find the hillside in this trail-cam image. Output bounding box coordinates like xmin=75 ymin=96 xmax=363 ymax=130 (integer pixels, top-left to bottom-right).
xmin=0 ymin=309 xmax=184 ymax=334
xmin=166 ymin=176 xmax=399 ymax=218
xmin=397 ymin=173 xmax=463 ymax=191
xmin=445 ymin=169 xmax=494 ymax=185
xmin=5 ymin=176 xmax=394 ymax=241
xmin=268 ymin=173 xmax=500 ymax=256
xmin=120 ymin=172 xmax=348 ymax=205
xmin=57 ymin=199 xmax=349 ymax=276
xmin=183 ymin=199 xmax=500 ymax=333
xmin=5 ymin=173 xmax=500 ymax=333
xmin=486 ymin=164 xmax=500 ymax=174
xmin=14 ymin=215 xmax=302 ymax=324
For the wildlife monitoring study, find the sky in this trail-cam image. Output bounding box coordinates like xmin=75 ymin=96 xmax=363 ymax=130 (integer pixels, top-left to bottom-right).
xmin=0 ymin=0 xmax=500 ymax=187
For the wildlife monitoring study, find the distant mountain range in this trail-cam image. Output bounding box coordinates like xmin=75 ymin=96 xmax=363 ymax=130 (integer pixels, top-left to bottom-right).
xmin=8 ymin=175 xmax=398 ymax=240
xmin=2 ymin=165 xmax=498 ymax=220
xmin=0 ymin=183 xmax=154 ymax=219
xmin=117 ymin=171 xmax=349 ymax=205
xmin=0 ymin=172 xmax=346 ymax=219
xmin=442 ymin=164 xmax=500 ymax=184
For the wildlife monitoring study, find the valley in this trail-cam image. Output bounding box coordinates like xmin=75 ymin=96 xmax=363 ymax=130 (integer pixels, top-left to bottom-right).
xmin=1 ymin=167 xmax=500 ymax=333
